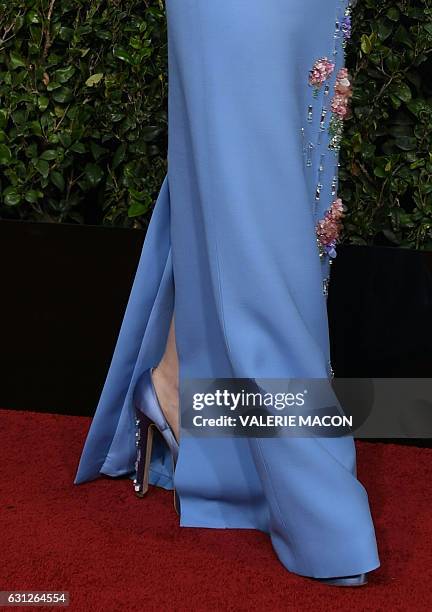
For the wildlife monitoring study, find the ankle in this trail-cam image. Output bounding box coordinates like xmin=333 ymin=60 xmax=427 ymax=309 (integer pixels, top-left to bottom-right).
xmin=152 ymin=364 xmax=179 ymax=395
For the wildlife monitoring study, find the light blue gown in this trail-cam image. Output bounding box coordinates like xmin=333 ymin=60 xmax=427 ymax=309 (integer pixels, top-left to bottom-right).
xmin=75 ymin=0 xmax=380 ymax=578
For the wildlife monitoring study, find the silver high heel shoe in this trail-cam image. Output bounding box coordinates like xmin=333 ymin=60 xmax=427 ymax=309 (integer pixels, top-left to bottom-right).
xmin=132 ymin=368 xmax=180 ymax=513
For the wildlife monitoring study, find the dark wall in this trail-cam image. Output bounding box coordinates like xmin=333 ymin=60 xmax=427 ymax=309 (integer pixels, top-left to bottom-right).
xmin=1 ymin=219 xmax=432 ymax=417
xmin=329 ymin=244 xmax=432 ymax=378
xmin=0 ymin=220 xmax=144 ymax=416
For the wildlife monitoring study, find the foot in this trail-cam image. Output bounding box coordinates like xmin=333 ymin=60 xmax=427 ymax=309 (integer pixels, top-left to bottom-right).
xmin=151 ymin=366 xmax=180 ymax=442
xmin=314 ymin=573 xmax=368 ymax=587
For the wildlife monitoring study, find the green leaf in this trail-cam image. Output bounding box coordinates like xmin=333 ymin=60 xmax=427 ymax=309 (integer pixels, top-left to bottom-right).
xmin=50 ymin=171 xmax=65 ymax=191
xmin=9 ymin=51 xmax=26 ymax=69
xmin=0 ymin=110 xmax=7 ymax=130
xmin=360 ymin=34 xmax=373 ymax=55
xmin=59 ymin=27 xmax=74 ymax=42
xmin=46 ymin=81 xmax=62 ymax=92
xmin=70 ymin=142 xmax=86 ymax=154
xmin=389 ymin=94 xmax=402 ymax=109
xmin=95 ymin=30 xmax=111 ymax=41
xmin=128 ymin=200 xmax=149 ymax=217
xmin=142 ymin=126 xmax=163 ymax=142
xmin=374 ymin=167 xmax=387 ymax=178
xmin=394 ymin=82 xmax=412 ymax=103
xmin=386 ymin=7 xmax=400 ymax=21
xmin=52 ymin=87 xmax=73 ymax=103
xmin=85 ymin=73 xmax=104 ymax=87
xmin=376 ymin=20 xmax=393 ymax=42
xmin=38 ymin=96 xmax=49 ymax=111
xmin=90 ymin=141 xmax=107 ymax=160
xmin=113 ymin=46 xmax=134 ymax=64
xmin=393 ymin=25 xmax=413 ymax=48
xmin=29 ymin=120 xmax=43 ymax=137
xmin=85 ymin=163 xmax=103 ymax=187
xmin=128 ymin=188 xmax=148 ymax=201
xmin=0 ymin=144 xmax=12 ymax=165
xmin=26 ymin=9 xmax=41 ymax=24
xmin=34 ymin=159 xmax=50 ymax=178
xmin=58 ymin=133 xmax=72 ymax=148
xmin=113 ymin=143 xmax=127 ymax=169
xmin=3 ymin=187 xmax=21 ymax=206
xmin=24 ymin=190 xmax=43 ymax=203
xmin=410 ymin=160 xmax=425 ymax=170
xmin=40 ymin=150 xmax=57 ymax=161
xmin=54 ymin=66 xmax=76 ymax=84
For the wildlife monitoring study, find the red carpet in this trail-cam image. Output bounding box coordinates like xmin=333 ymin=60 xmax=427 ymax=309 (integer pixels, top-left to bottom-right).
xmin=1 ymin=409 xmax=431 ymax=611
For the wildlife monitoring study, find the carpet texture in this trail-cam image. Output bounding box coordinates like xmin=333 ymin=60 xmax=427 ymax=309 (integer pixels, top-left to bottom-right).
xmin=1 ymin=409 xmax=431 ymax=611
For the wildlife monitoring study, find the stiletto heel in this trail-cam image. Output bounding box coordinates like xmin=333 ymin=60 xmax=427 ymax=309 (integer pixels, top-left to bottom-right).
xmin=132 ymin=369 xmax=180 ymax=514
xmin=133 ymin=411 xmax=156 ymax=498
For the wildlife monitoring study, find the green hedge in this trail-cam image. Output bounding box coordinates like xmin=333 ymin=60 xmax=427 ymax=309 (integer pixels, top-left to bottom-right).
xmin=341 ymin=0 xmax=432 ymax=249
xmin=1 ymin=1 xmax=432 ymax=248
xmin=0 ymin=0 xmax=167 ymax=227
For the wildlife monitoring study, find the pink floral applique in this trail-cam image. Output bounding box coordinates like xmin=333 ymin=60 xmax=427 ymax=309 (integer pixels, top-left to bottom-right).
xmin=331 ymin=68 xmax=353 ymax=117
xmin=309 ymin=57 xmax=335 ymax=96
xmin=328 ymin=68 xmax=353 ymax=150
xmin=316 ymin=198 xmax=345 ymax=258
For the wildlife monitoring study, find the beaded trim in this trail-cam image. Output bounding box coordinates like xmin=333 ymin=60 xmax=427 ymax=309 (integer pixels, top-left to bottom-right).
xmin=301 ymin=0 xmax=354 ymax=295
